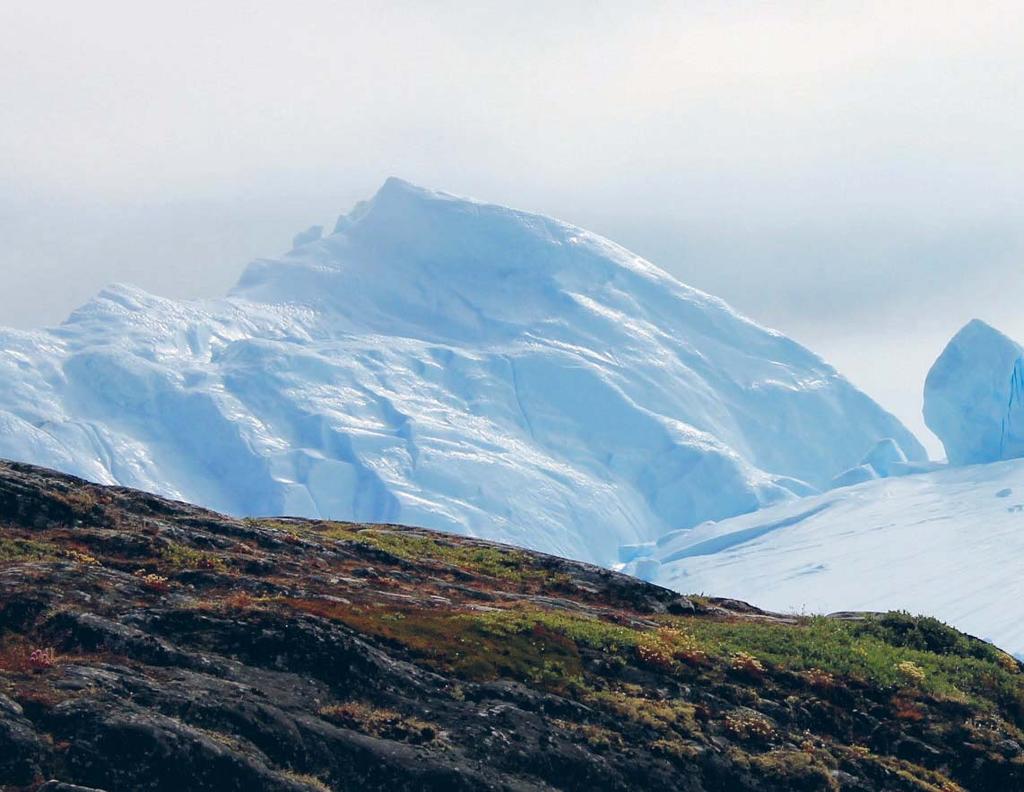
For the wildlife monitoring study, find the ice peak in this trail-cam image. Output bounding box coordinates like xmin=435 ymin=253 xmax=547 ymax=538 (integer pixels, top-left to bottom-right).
xmin=236 ymin=179 xmax=639 ymax=331
xmin=952 ymin=318 xmax=1016 ymax=346
xmin=357 ymin=176 xmax=435 ymax=216
xmin=925 ymin=319 xmax=1024 ymax=465
xmin=334 ymin=178 xmax=481 ymax=231
xmin=375 ymin=175 xmax=431 ymax=200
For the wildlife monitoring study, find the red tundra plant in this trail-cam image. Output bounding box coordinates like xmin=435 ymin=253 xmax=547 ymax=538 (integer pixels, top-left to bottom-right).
xmin=28 ymin=647 xmax=57 ymax=671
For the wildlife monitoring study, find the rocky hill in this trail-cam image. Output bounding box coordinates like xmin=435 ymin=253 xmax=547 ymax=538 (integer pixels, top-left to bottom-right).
xmin=2 ymin=461 xmax=1022 ymax=792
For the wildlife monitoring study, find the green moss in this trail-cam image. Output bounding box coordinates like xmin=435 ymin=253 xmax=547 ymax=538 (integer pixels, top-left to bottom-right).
xmin=279 ymin=771 xmax=332 ymax=792
xmin=287 ymin=600 xmax=586 ymax=683
xmin=868 ymin=755 xmax=965 ymax=791
xmin=551 ymin=719 xmax=624 ymax=750
xmin=287 ymin=585 xmax=1024 ymax=733
xmin=468 ymin=608 xmax=640 ymax=651
xmin=160 ymin=542 xmax=226 ymax=572
xmin=856 ymin=611 xmax=1005 ymax=663
xmin=256 ymin=518 xmax=548 ymax=581
xmin=748 ymin=750 xmax=839 ymax=791
xmin=588 ymin=688 xmax=697 ymax=734
xmin=318 ymin=702 xmax=438 ymax=743
xmin=252 ymin=519 xmax=579 ymax=586
xmin=667 ymin=613 xmax=1024 ymax=721
xmin=648 ymin=736 xmax=699 ymax=762
xmin=0 ymin=536 xmax=59 ymax=563
xmin=313 ymin=523 xmax=538 ymax=581
xmin=463 ymin=607 xmax=1024 ymax=728
xmin=53 ymin=488 xmax=101 ymax=515
xmin=329 ymin=606 xmax=699 ymax=687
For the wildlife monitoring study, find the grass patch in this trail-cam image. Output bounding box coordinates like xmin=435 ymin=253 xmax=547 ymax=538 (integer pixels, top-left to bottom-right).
xmin=468 ymin=607 xmax=640 ymax=651
xmin=666 ymin=613 xmax=1024 ymax=722
xmin=0 ymin=536 xmax=59 ymax=563
xmin=256 ymin=519 xmax=553 ymax=582
xmin=285 ymin=600 xmax=586 ymax=683
xmin=318 ymin=701 xmax=438 ymax=743
xmin=748 ymin=750 xmax=839 ymax=791
xmin=283 ymin=592 xmax=1024 ymax=732
xmin=53 ymin=488 xmax=101 ymax=515
xmin=0 ymin=639 xmax=60 ymax=674
xmin=322 ymin=525 xmax=538 ymax=580
xmin=279 ymin=771 xmax=332 ymax=792
xmin=588 ymin=687 xmax=697 ymax=734
xmin=160 ymin=541 xmax=226 ymax=572
xmin=551 ymin=718 xmax=624 ymax=751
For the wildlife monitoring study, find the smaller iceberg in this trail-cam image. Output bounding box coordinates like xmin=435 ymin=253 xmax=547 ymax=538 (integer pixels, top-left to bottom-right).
xmin=924 ymin=320 xmax=1024 ymax=465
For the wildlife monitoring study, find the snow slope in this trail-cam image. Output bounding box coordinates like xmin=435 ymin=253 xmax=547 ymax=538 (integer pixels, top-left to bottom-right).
xmin=634 ymin=459 xmax=1024 ymax=655
xmin=0 ymin=178 xmax=923 ymax=564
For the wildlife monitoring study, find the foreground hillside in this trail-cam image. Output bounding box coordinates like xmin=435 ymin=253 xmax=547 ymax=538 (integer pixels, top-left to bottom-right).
xmin=2 ymin=462 xmax=1024 ymax=791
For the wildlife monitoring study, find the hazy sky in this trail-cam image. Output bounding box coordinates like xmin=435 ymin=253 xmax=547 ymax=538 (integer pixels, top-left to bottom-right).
xmin=3 ymin=1 xmax=1024 ymax=456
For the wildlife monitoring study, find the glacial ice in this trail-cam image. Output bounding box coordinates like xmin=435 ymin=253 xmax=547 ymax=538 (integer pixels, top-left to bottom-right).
xmin=292 ymin=225 xmax=323 ymax=249
xmin=829 ymin=464 xmax=878 ymax=490
xmin=0 ymin=178 xmax=925 ymax=564
xmin=860 ymin=437 xmax=907 ymax=477
xmin=924 ymin=319 xmax=1024 ymax=465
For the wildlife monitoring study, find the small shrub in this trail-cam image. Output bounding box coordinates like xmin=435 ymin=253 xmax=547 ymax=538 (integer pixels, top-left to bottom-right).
xmin=588 ymin=689 xmax=697 ymax=734
xmin=221 ymin=591 xmax=255 ymax=609
xmin=730 ymin=651 xmax=766 ymax=677
xmin=892 ymin=695 xmax=927 ymax=722
xmin=997 ymin=652 xmax=1020 ymax=673
xmin=134 ymin=570 xmax=170 ymax=591
xmin=723 ymin=711 xmax=775 ymax=742
xmin=650 ymin=736 xmax=699 ymax=761
xmin=552 ymin=719 xmax=623 ymax=751
xmin=635 ymin=636 xmax=675 ymax=672
xmin=634 ymin=628 xmax=707 ymax=673
xmin=750 ymin=750 xmax=839 ymax=791
xmin=66 ymin=549 xmax=100 ymax=566
xmin=861 ymin=612 xmax=969 ymax=657
xmin=580 ymin=723 xmax=621 ymax=750
xmin=674 ymin=646 xmax=709 ymax=666
xmin=28 ymin=647 xmax=57 ymax=671
xmin=803 ymin=668 xmax=836 ymax=689
xmin=55 ymin=488 xmax=100 ymax=514
xmin=161 ymin=542 xmax=226 ymax=572
xmin=895 ymin=660 xmax=926 ymax=684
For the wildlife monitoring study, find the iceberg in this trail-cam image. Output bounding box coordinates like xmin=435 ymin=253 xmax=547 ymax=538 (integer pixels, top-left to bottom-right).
xmin=924 ymin=319 xmax=1024 ymax=465
xmin=0 ymin=179 xmax=925 ymax=564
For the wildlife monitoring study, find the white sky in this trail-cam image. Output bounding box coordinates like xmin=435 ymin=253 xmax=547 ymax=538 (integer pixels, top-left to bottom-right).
xmin=3 ymin=1 xmax=1024 ymax=456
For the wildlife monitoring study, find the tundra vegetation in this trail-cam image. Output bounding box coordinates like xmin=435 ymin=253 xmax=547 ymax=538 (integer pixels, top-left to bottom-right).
xmin=1 ymin=460 xmax=1022 ymax=791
